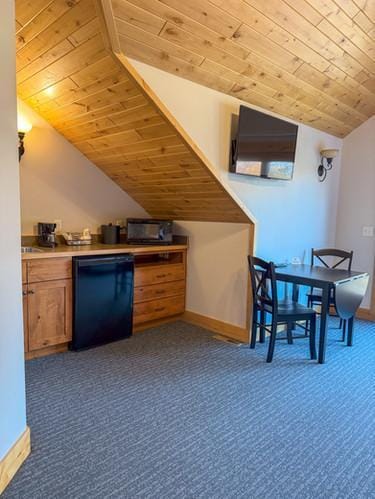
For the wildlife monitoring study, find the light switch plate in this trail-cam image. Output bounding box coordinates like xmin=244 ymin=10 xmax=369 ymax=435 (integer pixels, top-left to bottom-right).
xmin=362 ymin=226 xmax=374 ymax=237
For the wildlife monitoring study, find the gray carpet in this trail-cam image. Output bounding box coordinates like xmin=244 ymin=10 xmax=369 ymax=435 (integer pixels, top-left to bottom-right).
xmin=4 ymin=319 xmax=375 ymax=498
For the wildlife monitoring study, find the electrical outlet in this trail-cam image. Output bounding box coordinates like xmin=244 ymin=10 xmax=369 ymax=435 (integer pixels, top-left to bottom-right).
xmin=54 ymin=219 xmax=62 ymax=232
xmin=291 ymin=256 xmax=301 ymax=265
xmin=362 ymin=226 xmax=374 ymax=237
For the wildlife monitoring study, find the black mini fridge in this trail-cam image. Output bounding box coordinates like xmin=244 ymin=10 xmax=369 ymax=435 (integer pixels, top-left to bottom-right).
xmin=71 ymin=254 xmax=134 ymax=350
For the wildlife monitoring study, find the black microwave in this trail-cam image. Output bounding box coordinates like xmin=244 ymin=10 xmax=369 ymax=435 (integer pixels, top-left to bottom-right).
xmin=126 ymin=219 xmax=173 ymax=245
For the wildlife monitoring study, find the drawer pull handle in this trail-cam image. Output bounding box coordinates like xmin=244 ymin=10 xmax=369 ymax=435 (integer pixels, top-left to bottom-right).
xmin=28 ymin=290 xmax=35 ymax=295
xmin=154 ymin=307 xmax=165 ymax=312
xmin=155 ymin=290 xmax=165 ymax=295
xmin=22 ymin=290 xmax=28 ymax=296
xmin=156 ymin=274 xmax=167 ymax=279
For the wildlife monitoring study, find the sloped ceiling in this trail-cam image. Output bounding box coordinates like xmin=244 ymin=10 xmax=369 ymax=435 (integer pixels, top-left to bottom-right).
xmin=15 ymin=0 xmax=252 ymax=223
xmin=111 ymin=0 xmax=375 ymax=138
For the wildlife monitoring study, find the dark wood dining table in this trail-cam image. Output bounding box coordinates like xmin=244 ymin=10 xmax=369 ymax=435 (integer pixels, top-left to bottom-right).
xmin=275 ymin=264 xmax=369 ymax=364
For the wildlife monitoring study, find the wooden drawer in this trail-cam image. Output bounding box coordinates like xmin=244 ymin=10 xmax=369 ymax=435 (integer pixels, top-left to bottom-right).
xmin=134 ymin=263 xmax=185 ymax=287
xmin=133 ymin=295 xmax=185 ymax=325
xmin=134 ymin=280 xmax=185 ymax=304
xmin=28 ymin=258 xmax=72 ymax=283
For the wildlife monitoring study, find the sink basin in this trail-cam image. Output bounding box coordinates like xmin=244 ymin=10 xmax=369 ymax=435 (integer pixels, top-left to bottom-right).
xmin=21 ymin=246 xmax=44 ymax=253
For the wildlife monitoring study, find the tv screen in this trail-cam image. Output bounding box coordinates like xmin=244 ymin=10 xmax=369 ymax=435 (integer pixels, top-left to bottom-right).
xmin=230 ymin=106 xmax=298 ymax=180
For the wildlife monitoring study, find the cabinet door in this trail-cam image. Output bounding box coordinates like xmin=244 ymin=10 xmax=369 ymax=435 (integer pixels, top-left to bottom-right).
xmin=23 ymin=285 xmax=28 ymax=353
xmin=28 ymin=279 xmax=72 ymax=351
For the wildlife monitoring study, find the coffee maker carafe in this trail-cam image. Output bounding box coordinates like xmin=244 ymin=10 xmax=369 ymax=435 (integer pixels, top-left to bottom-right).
xmin=38 ymin=222 xmax=57 ymax=247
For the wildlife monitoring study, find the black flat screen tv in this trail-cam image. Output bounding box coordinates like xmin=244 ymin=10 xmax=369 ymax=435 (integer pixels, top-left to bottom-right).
xmin=230 ymin=106 xmax=298 ymax=180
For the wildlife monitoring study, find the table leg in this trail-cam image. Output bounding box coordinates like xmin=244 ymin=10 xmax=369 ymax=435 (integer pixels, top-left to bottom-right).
xmin=286 ymin=323 xmax=293 ymax=344
xmin=318 ymin=285 xmax=330 ymax=364
xmin=292 ymin=284 xmax=299 ymax=302
xmin=347 ymin=317 xmax=354 ymax=346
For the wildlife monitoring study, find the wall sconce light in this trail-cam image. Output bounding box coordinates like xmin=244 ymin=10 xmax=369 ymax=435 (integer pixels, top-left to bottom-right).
xmin=17 ymin=116 xmax=32 ymax=161
xmin=318 ymin=148 xmax=339 ymax=182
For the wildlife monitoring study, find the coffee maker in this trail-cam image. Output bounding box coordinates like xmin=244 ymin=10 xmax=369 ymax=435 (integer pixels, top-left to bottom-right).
xmin=38 ymin=222 xmax=57 ymax=247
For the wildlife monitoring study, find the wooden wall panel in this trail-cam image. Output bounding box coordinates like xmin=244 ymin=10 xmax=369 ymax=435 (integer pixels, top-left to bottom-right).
xmin=17 ymin=0 xmax=375 ymax=225
xmin=15 ymin=0 xmax=252 ymax=224
xmin=111 ymin=0 xmax=375 ymax=138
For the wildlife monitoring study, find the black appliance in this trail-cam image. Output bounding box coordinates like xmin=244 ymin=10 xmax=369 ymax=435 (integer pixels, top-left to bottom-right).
xmin=101 ymin=223 xmax=120 ymax=244
xmin=71 ymin=254 xmax=134 ymax=351
xmin=230 ymin=105 xmax=298 ymax=180
xmin=126 ymin=219 xmax=173 ymax=245
xmin=38 ymin=222 xmax=57 ymax=247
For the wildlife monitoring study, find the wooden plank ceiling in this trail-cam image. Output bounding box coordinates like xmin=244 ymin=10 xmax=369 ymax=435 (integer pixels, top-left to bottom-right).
xmin=112 ymin=0 xmax=375 ymax=138
xmin=15 ymin=0 xmax=252 ymax=223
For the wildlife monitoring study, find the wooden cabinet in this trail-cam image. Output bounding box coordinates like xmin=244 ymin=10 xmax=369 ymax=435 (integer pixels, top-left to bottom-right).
xmin=22 ymin=262 xmax=27 ymax=284
xmin=22 ymin=247 xmax=187 ymax=355
xmin=27 ymin=279 xmax=72 ymax=351
xmin=133 ymin=250 xmax=186 ymax=329
xmin=22 ymin=285 xmax=28 ymax=353
xmin=22 ymin=258 xmax=72 ymax=359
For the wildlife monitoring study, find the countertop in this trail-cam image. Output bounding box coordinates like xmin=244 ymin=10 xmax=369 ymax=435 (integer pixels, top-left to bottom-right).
xmin=21 ymin=242 xmax=188 ymax=260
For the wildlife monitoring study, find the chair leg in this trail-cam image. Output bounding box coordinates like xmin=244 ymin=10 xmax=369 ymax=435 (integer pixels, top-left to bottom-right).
xmin=266 ymin=321 xmax=277 ymax=363
xmin=250 ymin=308 xmax=258 ymax=349
xmin=347 ymin=318 xmax=354 ymax=346
xmin=286 ymin=322 xmax=293 ymax=344
xmin=341 ymin=320 xmax=346 ymax=342
xmin=309 ymin=315 xmax=317 ymax=360
xmin=305 ymin=320 xmax=309 ymax=337
xmin=339 ymin=318 xmax=343 ymax=329
xmin=259 ymin=310 xmax=266 ymax=343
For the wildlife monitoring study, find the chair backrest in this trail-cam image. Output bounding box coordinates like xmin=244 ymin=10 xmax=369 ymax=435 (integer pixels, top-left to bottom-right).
xmin=311 ymin=248 xmax=353 ymax=270
xmin=248 ymin=256 xmax=277 ymax=313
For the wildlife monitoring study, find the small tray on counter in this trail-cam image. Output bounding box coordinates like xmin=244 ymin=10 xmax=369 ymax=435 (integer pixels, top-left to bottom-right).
xmin=63 ymin=232 xmax=92 ymax=246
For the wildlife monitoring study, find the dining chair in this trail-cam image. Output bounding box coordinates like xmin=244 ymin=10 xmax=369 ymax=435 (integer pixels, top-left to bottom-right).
xmin=248 ymin=256 xmax=317 ymax=363
xmin=307 ymin=248 xmax=353 ymax=341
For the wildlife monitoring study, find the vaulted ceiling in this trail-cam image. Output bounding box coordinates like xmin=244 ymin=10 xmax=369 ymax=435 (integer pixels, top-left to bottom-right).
xmin=15 ymin=0 xmax=251 ymax=223
xmin=14 ymin=0 xmax=374 ymax=226
xmin=112 ymin=0 xmax=375 ymax=138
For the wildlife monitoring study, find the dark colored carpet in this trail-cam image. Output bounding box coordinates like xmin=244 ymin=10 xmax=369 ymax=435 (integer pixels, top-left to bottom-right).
xmin=4 ymin=319 xmax=375 ymax=498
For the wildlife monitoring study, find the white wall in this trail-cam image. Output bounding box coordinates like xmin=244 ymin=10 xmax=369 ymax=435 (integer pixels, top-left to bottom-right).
xmin=131 ymin=59 xmax=342 ymax=321
xmin=131 ymin=60 xmax=342 ymax=265
xmin=336 ymin=117 xmax=375 ymax=309
xmin=18 ymin=99 xmax=148 ymax=235
xmin=175 ymin=222 xmax=251 ymax=327
xmin=0 ymin=2 xmax=27 ymax=460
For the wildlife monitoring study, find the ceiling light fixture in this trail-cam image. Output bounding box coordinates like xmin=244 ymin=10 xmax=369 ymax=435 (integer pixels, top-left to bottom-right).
xmin=45 ymin=86 xmax=54 ymax=96
xmin=318 ymin=148 xmax=339 ymax=182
